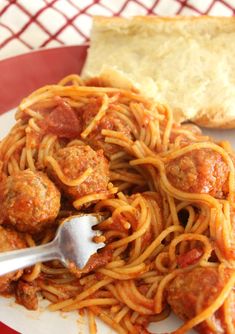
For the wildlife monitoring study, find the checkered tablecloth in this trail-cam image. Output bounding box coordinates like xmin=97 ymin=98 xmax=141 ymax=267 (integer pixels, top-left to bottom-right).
xmin=0 ymin=0 xmax=235 ymax=60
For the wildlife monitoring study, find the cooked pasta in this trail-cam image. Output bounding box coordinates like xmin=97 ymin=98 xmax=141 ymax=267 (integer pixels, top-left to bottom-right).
xmin=0 ymin=74 xmax=234 ymax=334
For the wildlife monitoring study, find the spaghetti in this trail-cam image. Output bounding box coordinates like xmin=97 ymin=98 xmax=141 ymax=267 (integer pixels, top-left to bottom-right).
xmin=0 ymin=74 xmax=234 ymax=334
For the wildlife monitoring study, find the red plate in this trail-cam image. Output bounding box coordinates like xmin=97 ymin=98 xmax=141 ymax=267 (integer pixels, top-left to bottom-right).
xmin=0 ymin=45 xmax=88 ymax=115
xmin=0 ymin=44 xmax=88 ymax=334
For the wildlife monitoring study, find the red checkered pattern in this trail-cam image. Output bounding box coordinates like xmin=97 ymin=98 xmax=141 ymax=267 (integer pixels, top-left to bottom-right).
xmin=0 ymin=0 xmax=235 ymax=59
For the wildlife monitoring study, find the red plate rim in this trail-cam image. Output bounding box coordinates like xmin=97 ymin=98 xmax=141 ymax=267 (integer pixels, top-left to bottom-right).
xmin=0 ymin=44 xmax=88 ymax=115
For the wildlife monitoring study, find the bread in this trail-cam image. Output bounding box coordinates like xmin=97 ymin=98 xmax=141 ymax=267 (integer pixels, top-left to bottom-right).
xmin=82 ymin=16 xmax=235 ymax=128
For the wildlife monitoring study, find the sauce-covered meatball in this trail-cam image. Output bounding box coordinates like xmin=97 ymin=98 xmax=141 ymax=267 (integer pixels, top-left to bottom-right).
xmin=167 ymin=267 xmax=234 ymax=334
xmin=0 ymin=170 xmax=61 ymax=233
xmin=166 ymin=149 xmax=229 ymax=198
xmin=81 ymin=97 xmax=133 ymax=156
xmin=0 ymin=226 xmax=26 ymax=293
xmin=47 ymin=145 xmax=109 ymax=200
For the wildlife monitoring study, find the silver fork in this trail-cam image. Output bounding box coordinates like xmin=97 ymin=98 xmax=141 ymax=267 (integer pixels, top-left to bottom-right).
xmin=0 ymin=214 xmax=105 ymax=276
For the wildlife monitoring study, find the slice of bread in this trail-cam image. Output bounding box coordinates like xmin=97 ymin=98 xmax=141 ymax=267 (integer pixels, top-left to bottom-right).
xmin=82 ymin=16 xmax=235 ymax=128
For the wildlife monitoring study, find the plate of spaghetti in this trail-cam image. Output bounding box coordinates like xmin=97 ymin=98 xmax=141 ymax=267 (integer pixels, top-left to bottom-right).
xmin=0 ymin=46 xmax=234 ymax=334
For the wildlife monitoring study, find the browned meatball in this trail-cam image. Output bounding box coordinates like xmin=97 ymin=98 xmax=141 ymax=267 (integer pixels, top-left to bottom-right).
xmin=0 ymin=170 xmax=61 ymax=233
xmin=0 ymin=226 xmax=26 ymax=293
xmin=167 ymin=267 xmax=234 ymax=334
xmin=47 ymin=145 xmax=109 ymax=201
xmin=166 ymin=149 xmax=229 ymax=198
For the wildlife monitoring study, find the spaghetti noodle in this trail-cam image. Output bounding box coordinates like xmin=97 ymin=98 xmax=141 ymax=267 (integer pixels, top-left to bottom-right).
xmin=0 ymin=74 xmax=234 ymax=334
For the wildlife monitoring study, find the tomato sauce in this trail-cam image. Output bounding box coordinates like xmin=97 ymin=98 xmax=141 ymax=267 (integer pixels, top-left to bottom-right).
xmin=44 ymin=98 xmax=82 ymax=139
xmin=177 ymin=248 xmax=203 ymax=268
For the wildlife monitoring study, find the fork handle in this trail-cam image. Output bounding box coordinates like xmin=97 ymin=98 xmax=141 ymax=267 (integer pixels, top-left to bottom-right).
xmin=0 ymin=240 xmax=60 ymax=276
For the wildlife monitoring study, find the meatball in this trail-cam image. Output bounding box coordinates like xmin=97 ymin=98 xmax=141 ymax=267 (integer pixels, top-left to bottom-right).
xmin=47 ymin=145 xmax=109 ymax=201
xmin=166 ymin=149 xmax=229 ymax=198
xmin=0 ymin=170 xmax=61 ymax=233
xmin=0 ymin=226 xmax=26 ymax=293
xmin=167 ymin=267 xmax=233 ymax=334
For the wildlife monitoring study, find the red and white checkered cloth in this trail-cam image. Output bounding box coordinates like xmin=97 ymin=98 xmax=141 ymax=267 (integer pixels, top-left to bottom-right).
xmin=0 ymin=0 xmax=235 ymax=59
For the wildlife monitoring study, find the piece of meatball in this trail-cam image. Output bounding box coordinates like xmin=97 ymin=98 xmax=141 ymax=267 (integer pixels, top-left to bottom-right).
xmin=81 ymin=97 xmax=133 ymax=157
xmin=47 ymin=145 xmax=109 ymax=201
xmin=0 ymin=170 xmax=61 ymax=233
xmin=169 ymin=124 xmax=204 ymax=148
xmin=0 ymin=226 xmax=26 ymax=293
xmin=166 ymin=149 xmax=229 ymax=198
xmin=167 ymin=267 xmax=234 ymax=334
xmin=15 ymin=280 xmax=39 ymax=310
